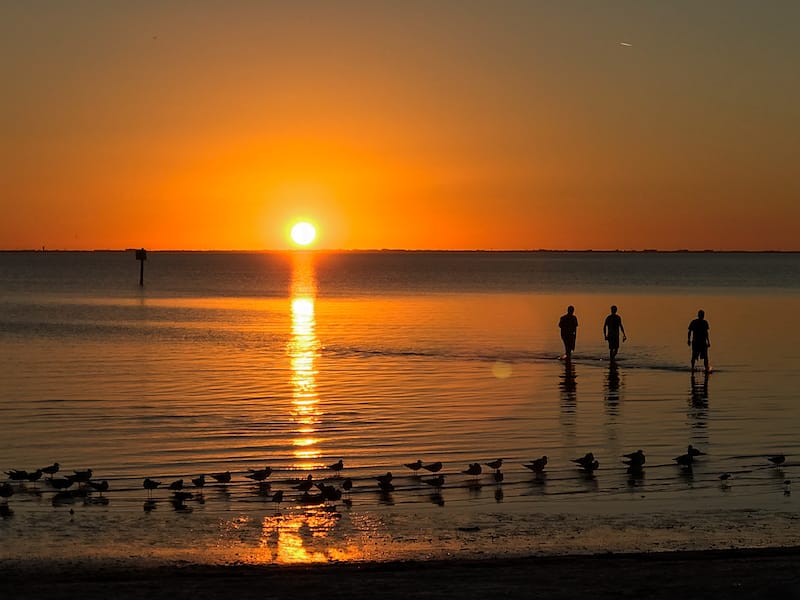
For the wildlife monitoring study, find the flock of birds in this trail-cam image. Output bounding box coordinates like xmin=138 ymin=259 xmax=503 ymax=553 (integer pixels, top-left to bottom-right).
xmin=1 ymin=449 xmax=792 ymax=518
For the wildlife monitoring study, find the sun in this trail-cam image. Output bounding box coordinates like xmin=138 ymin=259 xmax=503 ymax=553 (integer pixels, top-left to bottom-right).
xmin=290 ymin=221 xmax=317 ymax=246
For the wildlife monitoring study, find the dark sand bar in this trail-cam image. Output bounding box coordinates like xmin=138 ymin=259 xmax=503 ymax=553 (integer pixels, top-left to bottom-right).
xmin=3 ymin=547 xmax=800 ymax=599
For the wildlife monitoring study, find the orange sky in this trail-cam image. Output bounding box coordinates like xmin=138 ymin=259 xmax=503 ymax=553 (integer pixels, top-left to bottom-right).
xmin=2 ymin=2 xmax=799 ymax=250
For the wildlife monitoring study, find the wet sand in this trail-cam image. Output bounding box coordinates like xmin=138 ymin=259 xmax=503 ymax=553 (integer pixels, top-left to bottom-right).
xmin=3 ymin=547 xmax=800 ymax=600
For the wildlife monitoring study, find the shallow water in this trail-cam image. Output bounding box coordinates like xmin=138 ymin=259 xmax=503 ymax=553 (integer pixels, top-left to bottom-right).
xmin=1 ymin=251 xmax=799 ymax=563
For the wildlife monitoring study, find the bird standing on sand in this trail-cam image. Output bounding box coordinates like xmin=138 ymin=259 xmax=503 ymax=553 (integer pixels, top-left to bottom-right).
xmin=422 ymin=462 xmax=443 ymax=473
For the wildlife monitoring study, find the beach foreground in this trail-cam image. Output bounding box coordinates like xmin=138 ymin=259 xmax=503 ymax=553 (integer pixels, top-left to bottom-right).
xmin=3 ymin=547 xmax=800 ymax=600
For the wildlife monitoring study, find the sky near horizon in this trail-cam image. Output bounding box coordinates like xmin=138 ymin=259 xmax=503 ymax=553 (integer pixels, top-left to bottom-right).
xmin=2 ymin=1 xmax=799 ymax=251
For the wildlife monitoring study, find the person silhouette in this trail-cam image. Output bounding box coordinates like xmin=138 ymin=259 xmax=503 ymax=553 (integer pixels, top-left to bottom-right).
xmin=558 ymin=305 xmax=578 ymax=360
xmin=687 ymin=309 xmax=711 ymax=372
xmin=603 ymin=305 xmax=627 ymax=362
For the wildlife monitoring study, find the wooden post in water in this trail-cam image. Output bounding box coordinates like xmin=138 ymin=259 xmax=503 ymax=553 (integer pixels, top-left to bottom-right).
xmin=135 ymin=248 xmax=147 ymax=286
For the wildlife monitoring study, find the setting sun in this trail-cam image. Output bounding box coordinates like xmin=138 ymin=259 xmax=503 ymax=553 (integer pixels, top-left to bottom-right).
xmin=290 ymin=222 xmax=317 ymax=246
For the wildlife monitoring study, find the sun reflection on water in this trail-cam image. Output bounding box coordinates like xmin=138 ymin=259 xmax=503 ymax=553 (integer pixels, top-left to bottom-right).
xmin=258 ymin=509 xmax=363 ymax=563
xmin=288 ymin=253 xmax=321 ymax=468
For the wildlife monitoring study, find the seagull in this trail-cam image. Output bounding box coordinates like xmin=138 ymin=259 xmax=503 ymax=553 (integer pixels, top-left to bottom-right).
xmin=687 ymin=445 xmax=706 ymax=457
xmin=572 ymin=452 xmax=597 ymax=470
xmin=41 ymin=463 xmax=60 ymax=476
xmin=404 ymin=460 xmax=423 ymax=474
xmin=0 ymin=482 xmax=13 ymax=500
xmin=143 ymin=478 xmax=162 ymax=497
xmin=768 ymin=454 xmax=786 ymax=466
xmin=26 ymin=469 xmax=43 ymax=485
xmin=523 ymin=456 xmax=548 ymax=473
xmin=210 ymin=471 xmax=231 ymax=484
xmin=623 ymin=450 xmax=645 ymax=467
xmin=88 ymin=480 xmax=109 ymax=497
xmin=463 ymin=463 xmax=482 ymax=476
xmin=328 ymin=459 xmax=344 ymax=475
xmin=485 ymin=459 xmax=503 ymax=471
xmin=168 ymin=479 xmax=184 ymax=491
xmin=5 ymin=470 xmax=29 ymax=482
xmin=245 ymin=468 xmax=272 ymax=482
xmin=271 ymin=490 xmax=284 ymax=504
xmin=674 ymin=453 xmax=694 ymax=467
xmin=48 ymin=476 xmax=76 ymax=490
xmin=422 ymin=462 xmax=443 ymax=473
xmin=293 ymin=474 xmax=314 ymax=491
xmin=378 ymin=479 xmax=395 ymax=493
xmin=719 ymin=472 xmax=732 ymax=481
xmin=191 ymin=475 xmax=206 ymax=488
xmin=72 ymin=469 xmax=93 ymax=484
xmin=424 ymin=475 xmax=445 ymax=489
xmin=376 ymin=472 xmax=393 ymax=485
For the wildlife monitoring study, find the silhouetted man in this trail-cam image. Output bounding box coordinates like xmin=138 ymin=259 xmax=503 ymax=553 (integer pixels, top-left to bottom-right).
xmin=558 ymin=305 xmax=578 ymax=360
xmin=603 ymin=305 xmax=627 ymax=362
xmin=688 ymin=309 xmax=711 ymax=372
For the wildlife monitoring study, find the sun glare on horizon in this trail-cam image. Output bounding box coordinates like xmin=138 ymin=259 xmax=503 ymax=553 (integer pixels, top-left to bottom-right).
xmin=290 ymin=222 xmax=317 ymax=247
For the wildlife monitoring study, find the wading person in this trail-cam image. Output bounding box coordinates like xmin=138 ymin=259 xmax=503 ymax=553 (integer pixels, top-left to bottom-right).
xmin=603 ymin=305 xmax=627 ymax=362
xmin=558 ymin=305 xmax=578 ymax=360
xmin=687 ymin=309 xmax=711 ymax=372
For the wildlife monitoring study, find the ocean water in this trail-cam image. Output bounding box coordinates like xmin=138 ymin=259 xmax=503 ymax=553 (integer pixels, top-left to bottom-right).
xmin=1 ymin=251 xmax=799 ymax=564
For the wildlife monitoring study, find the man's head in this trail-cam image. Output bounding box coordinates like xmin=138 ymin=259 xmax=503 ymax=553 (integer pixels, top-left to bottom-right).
xmin=611 ymin=305 xmax=618 ymax=314
xmin=567 ymin=305 xmax=574 ymax=314
xmin=698 ymin=309 xmax=705 ymax=318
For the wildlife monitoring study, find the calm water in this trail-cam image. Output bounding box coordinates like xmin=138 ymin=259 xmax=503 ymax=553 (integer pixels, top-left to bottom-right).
xmin=1 ymin=251 xmax=799 ymax=564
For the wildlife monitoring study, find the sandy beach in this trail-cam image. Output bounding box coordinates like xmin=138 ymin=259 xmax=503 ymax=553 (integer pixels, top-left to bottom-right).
xmin=3 ymin=547 xmax=800 ymax=600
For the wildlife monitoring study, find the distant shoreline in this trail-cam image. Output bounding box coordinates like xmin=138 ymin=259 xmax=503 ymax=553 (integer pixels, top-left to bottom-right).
xmin=1 ymin=248 xmax=798 ymax=254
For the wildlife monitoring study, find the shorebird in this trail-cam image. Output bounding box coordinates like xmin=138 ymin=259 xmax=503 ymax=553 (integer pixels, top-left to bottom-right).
xmin=622 ymin=450 xmax=645 ymax=468
xmin=210 ymin=471 xmax=231 ymax=484
xmin=271 ymin=490 xmax=284 ymax=504
xmin=5 ymin=469 xmax=29 ymax=482
xmin=72 ymin=469 xmax=93 ymax=484
xmin=768 ymin=454 xmax=786 ymax=466
xmin=523 ymin=456 xmax=548 ymax=473
xmin=0 ymin=482 xmax=13 ymax=500
xmin=191 ymin=475 xmax=206 ymax=489
xmin=572 ymin=452 xmax=598 ymax=471
xmin=687 ymin=445 xmax=706 ymax=457
xmin=143 ymin=478 xmax=162 ymax=497
xmin=674 ymin=453 xmax=694 ymax=467
xmin=424 ymin=475 xmax=445 ymax=490
xmin=48 ymin=476 xmax=76 ymax=490
xmin=485 ymin=459 xmax=503 ymax=471
xmin=328 ymin=459 xmax=344 ymax=475
xmin=342 ymin=478 xmax=353 ymax=495
xmin=168 ymin=479 xmax=184 ymax=491
xmin=404 ymin=460 xmax=423 ymax=474
xmin=378 ymin=479 xmax=395 ymax=493
xmin=376 ymin=472 xmax=393 ymax=485
xmin=293 ymin=474 xmax=314 ymax=491
xmin=463 ymin=463 xmax=482 ymax=477
xmin=245 ymin=468 xmax=272 ymax=482
xmin=41 ymin=463 xmax=60 ymax=477
xmin=26 ymin=469 xmax=43 ymax=486
xmin=88 ymin=480 xmax=109 ymax=497
xmin=422 ymin=461 xmax=443 ymax=473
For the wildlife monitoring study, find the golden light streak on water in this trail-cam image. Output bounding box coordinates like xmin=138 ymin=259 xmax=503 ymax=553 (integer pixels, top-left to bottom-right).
xmin=289 ymin=253 xmax=321 ymax=466
xmin=260 ymin=510 xmax=363 ymax=564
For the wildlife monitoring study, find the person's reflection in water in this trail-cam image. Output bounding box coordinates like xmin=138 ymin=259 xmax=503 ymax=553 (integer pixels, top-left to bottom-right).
xmin=559 ymin=361 xmax=578 ymax=442
xmin=688 ymin=371 xmax=710 ymax=435
xmin=605 ymin=362 xmax=621 ymax=416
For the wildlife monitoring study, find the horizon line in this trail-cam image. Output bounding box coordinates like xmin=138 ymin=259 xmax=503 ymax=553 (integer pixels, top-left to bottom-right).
xmin=1 ymin=248 xmax=799 ymax=254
